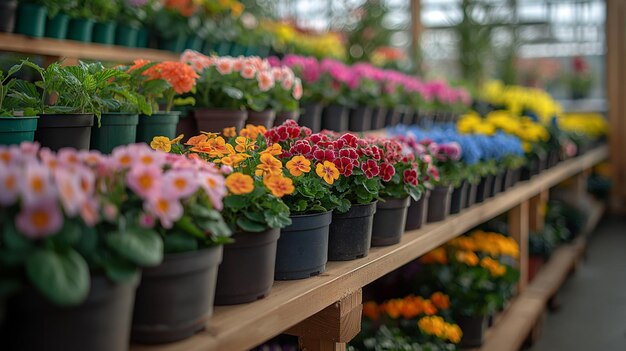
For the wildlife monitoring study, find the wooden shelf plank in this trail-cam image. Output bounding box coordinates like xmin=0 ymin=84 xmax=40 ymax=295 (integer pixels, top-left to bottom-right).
xmin=479 ymin=200 xmax=605 ymax=351
xmin=0 ymin=33 xmax=178 ymax=62
xmin=131 ymin=145 xmax=608 ymax=351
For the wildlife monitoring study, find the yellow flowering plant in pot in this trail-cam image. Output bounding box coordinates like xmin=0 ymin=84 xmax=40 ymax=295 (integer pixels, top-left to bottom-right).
xmin=157 ymin=124 xmax=292 ymax=304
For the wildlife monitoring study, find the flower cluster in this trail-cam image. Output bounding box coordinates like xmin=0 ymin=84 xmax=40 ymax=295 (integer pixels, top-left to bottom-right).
xmin=448 ymin=231 xmax=520 ymax=259
xmin=557 ymin=112 xmax=607 ymax=139
xmin=482 ymin=80 xmax=562 ymax=122
xmin=417 ymin=316 xmax=463 ymax=344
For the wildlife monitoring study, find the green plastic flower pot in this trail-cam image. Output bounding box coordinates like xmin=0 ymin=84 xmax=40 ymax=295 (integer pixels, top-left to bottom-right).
xmin=45 ymin=12 xmax=69 ymax=39
xmin=90 ymin=113 xmax=139 ymax=154
xmin=67 ymin=17 xmax=95 ymax=42
xmin=136 ymin=112 xmax=181 ymax=144
xmin=158 ymin=34 xmax=187 ymax=53
xmin=115 ymin=24 xmax=138 ymax=47
xmin=92 ymin=21 xmax=116 ymax=45
xmin=229 ymin=43 xmax=246 ymax=56
xmin=215 ymin=41 xmax=231 ymax=56
xmin=244 ymin=45 xmax=258 ymax=56
xmin=0 ymin=116 xmax=39 ymax=145
xmin=136 ymin=27 xmax=149 ymax=48
xmin=15 ymin=3 xmax=47 ymax=38
xmin=185 ymin=35 xmax=204 ymax=51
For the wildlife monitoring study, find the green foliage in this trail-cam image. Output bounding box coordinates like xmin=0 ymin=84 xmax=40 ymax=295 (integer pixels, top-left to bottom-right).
xmin=282 ymin=168 xmax=342 ymax=215
xmin=344 ymin=0 xmax=394 ymax=64
xmin=69 ymin=0 xmax=120 ymax=22
xmin=350 ymin=325 xmax=457 ymax=351
xmin=0 ymin=60 xmax=27 ymax=115
xmin=222 ymin=185 xmax=292 ymax=232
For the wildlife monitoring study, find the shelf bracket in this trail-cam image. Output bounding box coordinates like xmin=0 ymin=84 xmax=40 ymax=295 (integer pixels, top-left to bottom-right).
xmin=286 ymin=289 xmax=362 ymax=351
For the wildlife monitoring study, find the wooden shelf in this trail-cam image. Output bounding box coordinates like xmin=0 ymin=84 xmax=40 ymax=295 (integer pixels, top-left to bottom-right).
xmin=131 ymin=145 xmax=608 ymax=351
xmin=478 ymin=198 xmax=606 ymax=351
xmin=0 ymin=33 xmax=178 ymax=62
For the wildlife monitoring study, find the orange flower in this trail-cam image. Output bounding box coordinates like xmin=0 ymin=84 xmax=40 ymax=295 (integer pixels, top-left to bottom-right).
xmin=127 ymin=59 xmax=151 ymax=73
xmin=315 ymin=161 xmax=340 ymax=184
xmin=255 ymin=153 xmax=283 ymax=176
xmin=200 ymin=131 xmax=220 ymax=139
xmin=286 ymin=155 xmax=311 ymax=177
xmin=422 ymin=300 xmax=437 ymax=316
xmin=220 ymin=153 xmax=249 ymax=167
xmin=143 ymin=61 xmax=199 ymax=94
xmin=164 ymin=0 xmax=199 ymax=16
xmin=455 ymin=250 xmax=479 ymax=266
xmin=362 ymin=302 xmax=380 ymax=321
xmin=186 ymin=134 xmax=208 ymax=146
xmin=225 ymin=172 xmax=254 ymax=195
xmin=430 ymin=292 xmax=450 ymax=310
xmin=235 ymin=136 xmax=256 ymax=153
xmin=480 ymin=257 xmax=506 ymax=277
xmin=223 ymin=127 xmax=236 ymax=137
xmin=240 ymin=124 xmax=267 ymax=139
xmin=193 ymin=136 xmax=235 ymax=158
xmin=263 ymin=174 xmax=294 ymax=198
xmin=260 ymin=143 xmax=282 ymax=156
xmin=420 ymin=247 xmax=448 ymax=264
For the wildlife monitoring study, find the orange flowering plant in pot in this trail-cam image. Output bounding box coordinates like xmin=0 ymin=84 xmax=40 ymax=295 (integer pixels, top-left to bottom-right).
xmin=124 ymin=59 xmax=199 ymax=143
xmin=159 ymin=124 xmax=292 ymax=303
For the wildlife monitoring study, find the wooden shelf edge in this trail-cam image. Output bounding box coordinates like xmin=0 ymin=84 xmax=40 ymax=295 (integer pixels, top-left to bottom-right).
xmin=0 ymin=33 xmax=179 ymax=62
xmin=478 ymin=200 xmax=605 ymax=351
xmin=130 ymin=145 xmax=608 ymax=351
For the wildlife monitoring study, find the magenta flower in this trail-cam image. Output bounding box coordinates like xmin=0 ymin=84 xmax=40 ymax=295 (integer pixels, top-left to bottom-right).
xmin=16 ymin=200 xmax=63 ymax=239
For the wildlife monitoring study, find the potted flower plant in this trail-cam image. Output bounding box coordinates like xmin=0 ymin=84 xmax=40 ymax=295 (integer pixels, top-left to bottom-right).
xmin=109 ymin=143 xmax=231 ymax=344
xmin=318 ymin=58 xmax=355 ymax=132
xmin=116 ymin=0 xmax=152 ymax=47
xmin=164 ymin=125 xmax=292 ymax=304
xmin=265 ymin=120 xmax=342 ymax=279
xmin=12 ymin=60 xmax=111 ymax=150
xmin=154 ymin=0 xmax=198 ymax=52
xmin=85 ymin=0 xmax=121 ymax=45
xmin=43 ymin=0 xmax=74 ymax=39
xmin=14 ymin=0 xmax=48 ymax=37
xmin=0 ymin=143 xmax=163 ymax=351
xmin=125 ymin=59 xmax=199 ymax=143
xmin=425 ymin=140 xmax=462 ymax=222
xmin=0 ymin=61 xmax=39 ymax=145
xmin=271 ymin=70 xmax=302 ymax=126
xmin=368 ymin=136 xmax=423 ymax=246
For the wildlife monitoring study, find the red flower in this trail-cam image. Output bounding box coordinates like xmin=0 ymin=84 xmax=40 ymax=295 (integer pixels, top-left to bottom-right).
xmin=287 ymin=127 xmax=301 ymax=139
xmin=290 ymin=140 xmax=312 ymax=156
xmin=362 ymin=145 xmax=382 ymax=160
xmin=379 ymin=162 xmax=395 ymax=182
xmin=404 ymin=169 xmax=418 ymax=186
xmin=361 ymin=159 xmax=380 ymax=179
xmin=339 ymin=148 xmax=359 ymax=160
xmin=339 ymin=133 xmax=358 ymax=147
xmin=334 ymin=157 xmax=354 ymax=176
xmin=314 ymin=149 xmax=336 ymax=163
xmin=308 ymin=133 xmax=328 ymax=145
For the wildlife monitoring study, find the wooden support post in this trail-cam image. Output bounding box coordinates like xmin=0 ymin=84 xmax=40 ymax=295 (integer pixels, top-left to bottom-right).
xmin=409 ymin=0 xmax=421 ymax=67
xmin=529 ymin=190 xmax=549 ymax=232
xmin=509 ymin=201 xmax=529 ymax=292
xmin=287 ymin=289 xmax=362 ymax=351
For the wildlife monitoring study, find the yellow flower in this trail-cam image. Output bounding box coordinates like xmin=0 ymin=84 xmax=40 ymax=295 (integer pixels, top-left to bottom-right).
xmin=444 ymin=324 xmax=463 ymax=343
xmin=223 ymin=127 xmax=236 ymax=137
xmin=480 ymin=257 xmax=506 ymax=277
xmin=263 ymin=174 xmax=294 ymax=198
xmin=200 ymin=131 xmax=220 ymax=139
xmin=286 ymin=155 xmax=311 ymax=177
xmin=455 ymin=250 xmax=479 ymax=266
xmin=255 ymin=153 xmax=283 ymax=176
xmin=150 ymin=136 xmax=172 ymax=152
xmin=225 ymin=172 xmax=254 ymax=195
xmin=235 ymin=136 xmax=256 ymax=153
xmin=240 ymin=124 xmax=267 ymax=139
xmin=260 ymin=143 xmax=282 ymax=156
xmin=220 ymin=153 xmax=249 ymax=167
xmin=315 ymin=161 xmax=340 ymax=185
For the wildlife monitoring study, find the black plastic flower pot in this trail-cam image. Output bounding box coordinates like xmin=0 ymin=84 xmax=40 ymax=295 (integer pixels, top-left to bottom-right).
xmin=158 ymin=33 xmax=187 ymax=52
xmin=273 ymin=110 xmax=300 ymax=126
xmin=371 ymin=196 xmax=410 ymax=246
xmin=92 ymin=21 xmax=116 ymax=45
xmin=132 ymin=247 xmax=223 ymax=344
xmin=500 ymin=169 xmax=511 ymax=192
xmin=449 ymin=181 xmax=468 ymax=215
xmin=0 ymin=0 xmax=17 ymax=33
xmin=246 ymin=109 xmax=276 ymax=129
xmin=45 ymin=12 xmax=69 ymax=39
xmin=115 ymin=24 xmax=139 ymax=47
xmin=299 ymin=102 xmax=323 ymax=132
xmin=538 ymin=154 xmax=548 ymax=173
xmin=405 ymin=190 xmax=429 ymax=231
xmin=427 ymin=185 xmax=452 ymax=223
xmin=136 ymin=111 xmax=181 ymax=143
xmin=329 ymin=202 xmax=377 ymax=261
xmin=401 ymin=108 xmax=415 ymax=125
xmin=491 ymin=172 xmax=504 ymax=197
xmin=465 ymin=182 xmax=478 ymax=208
xmin=321 ymin=104 xmax=348 ymax=132
xmin=510 ymin=168 xmax=521 ymax=187
xmin=348 ymin=106 xmax=372 ymax=132
xmin=15 ymin=3 xmax=46 ymax=37
xmin=384 ymin=107 xmax=402 ymax=127
xmin=193 ymin=108 xmax=246 ymax=134
xmin=370 ymin=106 xmax=387 ymax=130
xmin=520 ymin=158 xmax=537 ymax=181
xmin=34 ymin=113 xmax=94 ymax=151
xmin=175 ymin=111 xmax=198 ymax=143
xmin=456 ymin=315 xmax=488 ymax=348
xmin=7 ymin=275 xmax=138 ymax=351
xmin=67 ymin=17 xmax=95 ymax=42
xmin=0 ymin=116 xmax=38 ymax=145
xmin=215 ymin=229 xmax=280 ymax=304
xmin=475 ymin=175 xmax=494 ymax=203
xmin=90 ymin=113 xmax=139 ymax=154
xmin=275 ymin=211 xmax=332 ymax=280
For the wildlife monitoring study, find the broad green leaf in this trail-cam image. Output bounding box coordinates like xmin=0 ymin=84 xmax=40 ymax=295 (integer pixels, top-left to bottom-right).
xmin=101 ymin=255 xmax=139 ymax=283
xmin=25 ymin=249 xmax=89 ymax=306
xmin=236 ymin=217 xmax=267 ymax=232
xmin=163 ymin=233 xmax=198 ymax=254
xmin=106 ymin=228 xmax=163 ymax=267
xmin=224 ymin=195 xmax=248 ymax=210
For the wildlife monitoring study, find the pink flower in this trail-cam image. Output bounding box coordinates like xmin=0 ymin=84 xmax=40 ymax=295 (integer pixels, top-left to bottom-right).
xmin=139 ymin=212 xmax=156 ymax=228
xmin=145 ymin=195 xmax=183 ymax=229
xmin=241 ymin=64 xmax=257 ymax=79
xmin=257 ymin=70 xmax=275 ymax=92
xmin=292 ymin=78 xmax=302 ymax=100
xmin=0 ymin=167 xmax=20 ymax=205
xmin=111 ymin=146 xmax=136 ymax=169
xmin=54 ymin=168 xmax=84 ymax=216
xmin=404 ymin=169 xmax=418 ymax=186
xmin=19 ymin=141 xmax=40 ymax=158
xmin=57 ymin=148 xmax=81 ymax=166
xmin=271 ymin=67 xmax=283 ymax=81
xmin=163 ymin=169 xmax=198 ymax=199
xmin=220 ymin=165 xmax=233 ymax=175
xmin=137 ymin=149 xmax=165 ymax=168
xmin=233 ymin=57 xmax=244 ymax=72
xmin=379 ymin=162 xmax=396 ymax=182
xmin=216 ymin=58 xmax=234 ymax=75
xmin=80 ymin=197 xmax=100 ymax=226
xmin=127 ymin=165 xmax=162 ymax=199
xmin=16 ymin=200 xmax=63 ymax=239
xmin=200 ymin=173 xmax=226 ymax=211
xmin=103 ymin=203 xmax=118 ymax=222
xmin=20 ymin=163 xmax=55 ymax=205
xmin=79 ymin=150 xmax=103 ymax=167
xmin=0 ymin=146 xmax=20 ymax=166
xmin=361 ymin=159 xmax=380 ymax=179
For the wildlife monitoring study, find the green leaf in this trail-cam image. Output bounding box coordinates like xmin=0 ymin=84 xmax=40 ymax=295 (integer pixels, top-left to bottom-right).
xmin=174 ymin=215 xmax=204 ymax=238
xmin=3 ymin=220 xmax=32 ymax=251
xmin=244 ymin=211 xmax=265 ymax=223
xmin=106 ymin=228 xmax=163 ymax=267
xmin=224 ymin=195 xmax=248 ymax=210
xmin=163 ymin=233 xmax=199 ymax=254
xmin=222 ymin=86 xmax=244 ymax=100
xmin=101 ymin=255 xmax=139 ymax=284
xmin=25 ymin=249 xmax=89 ymax=306
xmin=236 ymin=217 xmax=267 ymax=232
